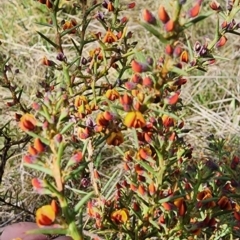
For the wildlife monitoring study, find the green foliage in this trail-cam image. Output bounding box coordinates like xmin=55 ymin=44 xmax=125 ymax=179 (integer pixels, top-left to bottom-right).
xmin=1 ymin=0 xmax=240 ymax=239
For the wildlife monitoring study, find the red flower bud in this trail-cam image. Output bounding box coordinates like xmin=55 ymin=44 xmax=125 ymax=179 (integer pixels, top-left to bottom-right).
xmin=158 ymin=5 xmax=170 ymax=23
xmin=165 ymin=44 xmax=173 ymax=55
xmin=142 ymin=76 xmax=153 ymax=87
xmin=216 ymin=35 xmax=227 ymax=48
xmin=164 ymin=91 xmax=180 ymax=105
xmin=142 ymin=9 xmax=156 ymax=24
xmin=131 ymin=60 xmax=149 ymax=73
xmin=189 ymin=3 xmax=201 ymax=18
xmin=165 ymin=19 xmax=175 ymax=32
xmin=127 ymin=2 xmax=135 ymax=9
xmin=209 ymin=0 xmax=221 ymax=11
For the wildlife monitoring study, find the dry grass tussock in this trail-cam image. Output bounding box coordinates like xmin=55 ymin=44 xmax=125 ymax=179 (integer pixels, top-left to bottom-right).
xmin=0 ymin=0 xmax=240 ymax=228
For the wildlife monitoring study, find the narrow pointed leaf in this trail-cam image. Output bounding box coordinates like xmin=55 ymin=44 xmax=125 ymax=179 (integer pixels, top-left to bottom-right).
xmin=171 ymin=66 xmax=188 ymax=76
xmin=37 ymin=31 xmax=59 ymax=49
xmin=35 ymin=22 xmax=53 ymax=28
xmin=27 ymin=228 xmax=67 ymax=235
xmin=183 ymin=12 xmax=213 ymax=29
xmin=102 ymin=170 xmax=120 ymax=198
xmin=24 ymin=163 xmax=52 ymax=175
xmin=140 ymin=22 xmax=167 ymax=43
xmin=74 ymin=191 xmax=95 ymax=213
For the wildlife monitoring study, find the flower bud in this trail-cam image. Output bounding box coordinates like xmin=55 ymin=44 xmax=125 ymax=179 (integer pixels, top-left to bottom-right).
xmin=148 ymin=182 xmax=156 ymax=196
xmin=164 ymin=91 xmax=180 ymax=105
xmin=33 ymin=138 xmax=46 ymax=153
xmin=180 ymin=50 xmax=189 ymax=63
xmin=209 ymin=0 xmax=221 ymax=11
xmin=158 ymin=5 xmax=170 ymax=23
xmin=165 ymin=19 xmax=175 ymax=32
xmin=216 ymin=35 xmax=227 ymax=48
xmin=188 ymin=3 xmax=201 ymax=18
xmin=142 ymin=9 xmax=156 ymax=24
xmin=127 ymin=2 xmax=135 ymax=9
xmin=142 ymin=76 xmax=153 ymax=87
xmin=131 ymin=60 xmax=149 ymax=73
xmin=165 ymin=44 xmax=173 ymax=55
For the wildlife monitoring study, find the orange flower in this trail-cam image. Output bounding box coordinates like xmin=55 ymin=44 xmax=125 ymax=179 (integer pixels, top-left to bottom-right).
xmin=137 ymin=147 xmax=152 ymax=160
xmin=62 ymin=19 xmax=77 ymax=34
xmin=74 ymin=95 xmax=88 ymax=108
xmin=124 ymin=111 xmax=146 ymax=128
xmin=36 ymin=205 xmax=56 ymax=226
xmin=180 ymin=50 xmax=189 ymax=63
xmin=77 ymin=127 xmax=91 ymax=139
xmin=33 ymin=138 xmax=45 ymax=153
xmin=105 ymin=89 xmax=120 ymax=101
xmin=42 ymin=56 xmax=54 ymax=66
xmin=217 ymin=196 xmax=232 ymax=210
xmin=77 ymin=104 xmax=92 ymax=118
xmin=103 ymin=111 xmax=114 ymax=121
xmin=162 ymin=202 xmax=175 ymax=211
xmin=174 ymin=198 xmax=187 ymax=216
xmin=135 ymin=164 xmax=144 ymax=175
xmin=162 ymin=114 xmax=175 ymax=128
xmin=19 ymin=114 xmax=37 ymax=132
xmin=111 ymin=208 xmax=129 ymax=225
xmin=106 ymin=131 xmax=124 ymax=146
xmin=51 ymin=200 xmax=59 ymax=215
xmin=28 ymin=145 xmax=38 ymax=156
xmin=102 ymin=29 xmax=118 ymax=43
xmin=197 ymin=188 xmax=216 ymax=208
xmin=123 ymin=149 xmax=135 ymax=161
xmin=96 ymin=112 xmax=109 ymax=127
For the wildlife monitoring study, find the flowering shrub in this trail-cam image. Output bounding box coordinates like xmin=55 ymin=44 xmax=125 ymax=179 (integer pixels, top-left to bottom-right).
xmin=1 ymin=0 xmax=240 ymax=239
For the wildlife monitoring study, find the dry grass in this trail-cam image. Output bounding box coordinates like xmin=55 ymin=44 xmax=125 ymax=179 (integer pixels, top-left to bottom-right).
xmin=1 ymin=0 xmax=240 ymax=230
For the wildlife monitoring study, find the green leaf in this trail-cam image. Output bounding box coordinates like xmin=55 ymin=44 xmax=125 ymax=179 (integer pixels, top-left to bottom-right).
xmin=102 ymin=170 xmax=120 ymax=199
xmin=183 ymin=11 xmax=213 ymax=29
xmin=212 ymin=54 xmax=230 ymax=61
xmin=158 ymin=194 xmax=186 ymax=204
xmin=60 ymin=122 xmax=74 ymax=134
xmin=24 ymin=163 xmax=52 ymax=175
xmin=35 ymin=22 xmax=53 ymax=28
xmin=140 ymin=22 xmax=167 ymax=43
xmin=138 ymin=160 xmax=155 ymax=175
xmin=37 ymin=31 xmax=59 ymax=49
xmin=71 ymin=39 xmax=80 ymax=54
xmin=134 ymin=51 xmax=147 ymax=63
xmin=25 ymin=131 xmax=49 ymax=145
xmin=27 ymin=228 xmax=67 ymax=236
xmin=74 ymin=191 xmax=95 ymax=213
xmin=228 ymin=30 xmax=240 ymax=36
xmin=170 ymin=66 xmax=188 ymax=76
